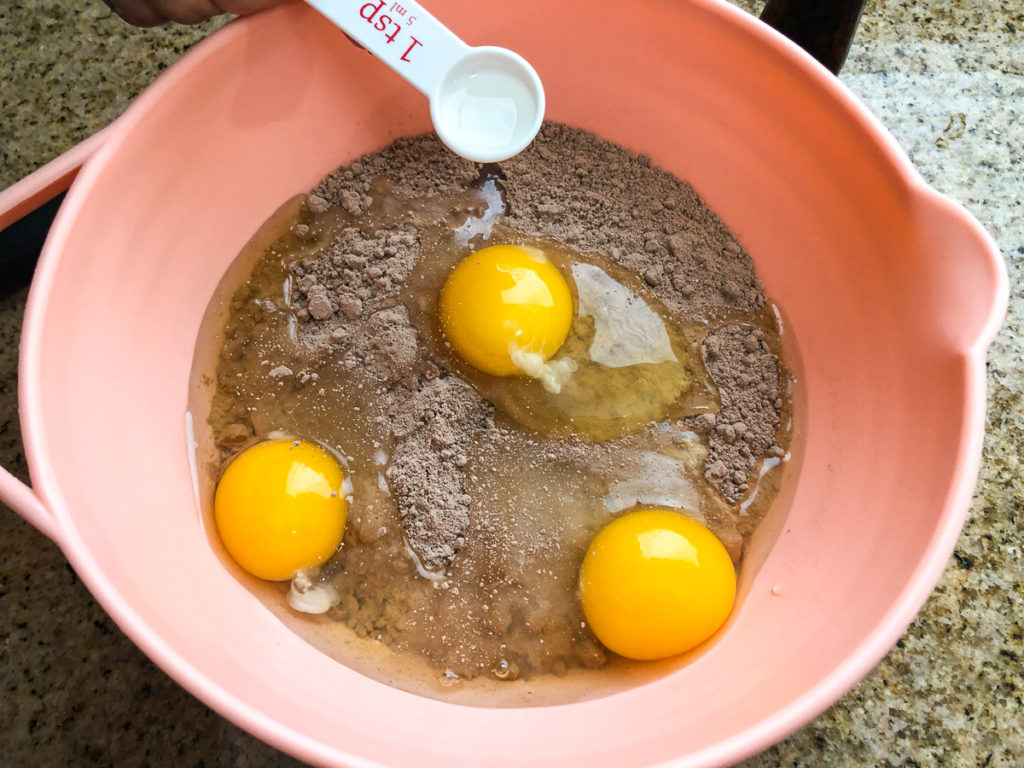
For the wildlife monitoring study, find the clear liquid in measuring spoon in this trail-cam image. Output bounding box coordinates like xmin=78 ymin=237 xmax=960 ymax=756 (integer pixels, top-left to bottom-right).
xmin=440 ymin=70 xmax=539 ymax=152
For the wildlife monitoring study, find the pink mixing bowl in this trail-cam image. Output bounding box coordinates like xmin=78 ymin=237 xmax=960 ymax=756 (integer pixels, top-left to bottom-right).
xmin=0 ymin=1 xmax=1008 ymax=765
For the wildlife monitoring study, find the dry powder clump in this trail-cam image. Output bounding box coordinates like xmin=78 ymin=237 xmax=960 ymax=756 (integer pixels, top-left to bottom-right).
xmin=292 ymin=149 xmax=506 ymax=569
xmin=310 ymin=136 xmax=479 ymax=217
xmin=497 ymin=123 xmax=765 ymax=317
xmin=701 ymin=325 xmax=784 ymax=502
xmin=387 ymin=376 xmax=497 ymax=570
xmin=290 ymin=226 xmax=418 ymax=347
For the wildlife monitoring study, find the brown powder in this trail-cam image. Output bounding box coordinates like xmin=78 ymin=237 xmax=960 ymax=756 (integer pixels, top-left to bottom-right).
xmin=310 ymin=136 xmax=479 ymax=215
xmin=290 ymin=225 xmax=419 ymax=357
xmin=701 ymin=326 xmax=784 ymax=502
xmin=497 ymin=123 xmax=764 ymax=317
xmin=387 ymin=376 xmax=495 ymax=570
xmin=289 ymin=123 xmax=785 ymax=567
xmin=289 ymin=141 xmax=506 ymax=569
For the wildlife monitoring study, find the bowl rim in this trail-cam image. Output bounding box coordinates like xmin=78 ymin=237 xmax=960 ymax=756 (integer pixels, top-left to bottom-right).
xmin=19 ymin=1 xmax=1008 ymax=766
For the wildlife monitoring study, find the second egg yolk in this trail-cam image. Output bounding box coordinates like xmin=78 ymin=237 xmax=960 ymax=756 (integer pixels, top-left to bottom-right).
xmin=579 ymin=509 xmax=736 ymax=661
xmin=214 ymin=439 xmax=347 ymax=582
xmin=439 ymin=244 xmax=573 ymax=377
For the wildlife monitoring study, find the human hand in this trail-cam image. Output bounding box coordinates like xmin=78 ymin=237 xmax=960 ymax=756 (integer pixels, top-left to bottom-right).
xmin=103 ymin=0 xmax=284 ymax=26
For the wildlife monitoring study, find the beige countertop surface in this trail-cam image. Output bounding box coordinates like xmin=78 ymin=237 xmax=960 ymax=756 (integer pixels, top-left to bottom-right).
xmin=1 ymin=0 xmax=1021 ymax=765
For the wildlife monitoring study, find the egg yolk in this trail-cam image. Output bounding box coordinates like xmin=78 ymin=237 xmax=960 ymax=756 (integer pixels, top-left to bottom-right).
xmin=439 ymin=244 xmax=573 ymax=378
xmin=579 ymin=509 xmax=736 ymax=660
xmin=214 ymin=439 xmax=347 ymax=581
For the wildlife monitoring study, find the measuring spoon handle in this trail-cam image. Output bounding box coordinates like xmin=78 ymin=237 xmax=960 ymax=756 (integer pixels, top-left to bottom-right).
xmin=306 ymin=0 xmax=470 ymax=97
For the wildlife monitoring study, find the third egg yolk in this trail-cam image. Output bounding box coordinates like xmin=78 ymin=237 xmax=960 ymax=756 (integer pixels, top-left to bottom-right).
xmin=439 ymin=244 xmax=573 ymax=377
xmin=214 ymin=439 xmax=347 ymax=582
xmin=579 ymin=509 xmax=736 ymax=661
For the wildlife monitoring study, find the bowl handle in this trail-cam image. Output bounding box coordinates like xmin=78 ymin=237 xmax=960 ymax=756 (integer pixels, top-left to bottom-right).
xmin=0 ymin=468 xmax=63 ymax=545
xmin=0 ymin=129 xmax=111 ymax=545
xmin=0 ymin=128 xmax=110 ymax=294
xmin=912 ymin=188 xmax=1009 ymax=355
xmin=760 ymin=0 xmax=866 ymax=74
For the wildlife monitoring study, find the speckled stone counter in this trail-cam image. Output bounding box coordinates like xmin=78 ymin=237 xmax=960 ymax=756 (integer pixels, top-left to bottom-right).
xmin=2 ymin=1 xmax=1021 ymax=765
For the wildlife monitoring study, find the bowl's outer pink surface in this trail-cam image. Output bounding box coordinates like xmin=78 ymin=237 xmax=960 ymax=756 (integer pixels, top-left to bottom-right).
xmin=0 ymin=0 xmax=1007 ymax=766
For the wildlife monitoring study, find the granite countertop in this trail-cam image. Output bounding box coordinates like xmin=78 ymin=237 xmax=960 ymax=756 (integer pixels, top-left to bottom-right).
xmin=1 ymin=0 xmax=1021 ymax=765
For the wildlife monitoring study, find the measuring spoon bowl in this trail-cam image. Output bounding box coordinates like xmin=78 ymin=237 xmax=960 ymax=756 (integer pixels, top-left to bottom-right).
xmin=307 ymin=0 xmax=544 ymax=162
